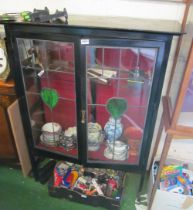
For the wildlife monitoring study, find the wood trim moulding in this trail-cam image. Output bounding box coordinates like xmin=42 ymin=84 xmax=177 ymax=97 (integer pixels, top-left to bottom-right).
xmin=184 ymin=0 xmax=193 ymax=3
xmin=167 ymin=127 xmax=193 ymax=137
xmin=176 ymin=125 xmax=193 ymax=134
xmin=171 ymin=41 xmax=193 ymax=127
xmin=162 ymin=96 xmax=193 ymax=137
xmin=166 ymin=1 xmax=191 ymax=95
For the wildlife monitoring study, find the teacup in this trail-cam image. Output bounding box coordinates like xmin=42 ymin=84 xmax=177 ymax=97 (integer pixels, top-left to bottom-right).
xmin=42 ymin=122 xmax=62 ymax=142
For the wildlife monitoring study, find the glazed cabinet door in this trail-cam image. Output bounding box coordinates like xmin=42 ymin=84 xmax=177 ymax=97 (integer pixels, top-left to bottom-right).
xmin=14 ymin=37 xmax=81 ymax=161
xmin=81 ymin=38 xmax=167 ymax=170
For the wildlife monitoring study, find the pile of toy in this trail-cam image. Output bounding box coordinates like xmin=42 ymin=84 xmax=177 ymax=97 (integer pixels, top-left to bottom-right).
xmin=159 ymin=164 xmax=193 ymax=195
xmin=53 ymin=161 xmax=123 ymax=199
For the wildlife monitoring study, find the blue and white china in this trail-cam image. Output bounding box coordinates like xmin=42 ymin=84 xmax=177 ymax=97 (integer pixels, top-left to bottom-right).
xmin=104 ymin=117 xmax=123 ymax=142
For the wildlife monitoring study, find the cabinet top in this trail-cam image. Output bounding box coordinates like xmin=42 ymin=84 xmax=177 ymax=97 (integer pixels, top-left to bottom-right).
xmin=0 ymin=15 xmax=182 ymax=36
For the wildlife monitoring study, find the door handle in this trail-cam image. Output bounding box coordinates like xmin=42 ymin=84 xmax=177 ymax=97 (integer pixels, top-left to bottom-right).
xmin=81 ymin=110 xmax=86 ymax=124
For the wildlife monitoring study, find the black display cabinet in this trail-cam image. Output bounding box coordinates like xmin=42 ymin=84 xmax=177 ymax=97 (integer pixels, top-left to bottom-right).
xmin=2 ymin=21 xmax=179 ymax=207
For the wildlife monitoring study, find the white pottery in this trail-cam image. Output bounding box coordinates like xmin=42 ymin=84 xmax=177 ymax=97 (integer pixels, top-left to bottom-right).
xmin=41 ymin=122 xmax=62 ymax=143
xmin=87 ymin=122 xmax=103 ymax=151
xmin=104 ymin=141 xmax=129 ymax=161
xmin=64 ymin=126 xmax=77 ymax=137
xmin=108 ymin=141 xmax=128 ymax=153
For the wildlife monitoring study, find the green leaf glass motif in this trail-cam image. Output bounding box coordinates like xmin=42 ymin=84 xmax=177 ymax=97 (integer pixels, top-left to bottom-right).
xmin=40 ymin=88 xmax=59 ymax=109
xmin=106 ymin=98 xmax=128 ymax=119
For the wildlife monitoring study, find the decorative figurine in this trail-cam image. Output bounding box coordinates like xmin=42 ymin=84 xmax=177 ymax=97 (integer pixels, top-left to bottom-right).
xmin=88 ymin=122 xmax=103 ymax=151
xmin=21 ymin=7 xmax=68 ymax=24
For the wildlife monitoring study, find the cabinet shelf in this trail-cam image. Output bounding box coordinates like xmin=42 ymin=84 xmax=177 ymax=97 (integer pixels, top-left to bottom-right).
xmin=22 ymin=65 xmax=75 ymax=75
xmin=36 ymin=143 xmax=78 ymax=158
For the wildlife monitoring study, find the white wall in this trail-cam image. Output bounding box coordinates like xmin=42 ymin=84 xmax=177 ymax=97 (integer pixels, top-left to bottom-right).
xmin=0 ymin=0 xmax=185 ymax=22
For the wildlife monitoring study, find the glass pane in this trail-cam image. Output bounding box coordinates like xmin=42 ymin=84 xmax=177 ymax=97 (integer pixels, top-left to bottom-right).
xmin=178 ymin=68 xmax=193 ymax=127
xmin=86 ymin=46 xmax=157 ymax=165
xmin=17 ymin=38 xmax=77 ymax=158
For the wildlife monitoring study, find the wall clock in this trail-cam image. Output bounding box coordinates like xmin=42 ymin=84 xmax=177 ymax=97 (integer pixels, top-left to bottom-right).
xmin=0 ymin=39 xmax=10 ymax=81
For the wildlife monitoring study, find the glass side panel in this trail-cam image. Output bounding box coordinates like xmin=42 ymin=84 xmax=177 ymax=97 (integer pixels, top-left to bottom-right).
xmin=17 ymin=38 xmax=77 ymax=158
xmin=178 ymin=68 xmax=193 ymax=128
xmin=86 ymin=46 xmax=157 ymax=165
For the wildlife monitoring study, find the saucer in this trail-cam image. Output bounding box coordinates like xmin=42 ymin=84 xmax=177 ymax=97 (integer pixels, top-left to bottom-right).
xmin=108 ymin=141 xmax=128 ymax=153
xmin=40 ymin=134 xmax=58 ymax=146
xmin=104 ymin=147 xmax=128 ymax=160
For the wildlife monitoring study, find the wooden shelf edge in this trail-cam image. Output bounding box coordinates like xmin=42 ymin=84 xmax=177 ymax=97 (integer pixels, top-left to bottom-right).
xmin=168 ymin=127 xmax=193 ymax=138
xmin=162 ymin=96 xmax=193 ymax=138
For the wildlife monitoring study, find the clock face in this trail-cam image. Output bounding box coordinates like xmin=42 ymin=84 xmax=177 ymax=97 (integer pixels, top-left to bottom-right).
xmin=0 ymin=48 xmax=7 ymax=74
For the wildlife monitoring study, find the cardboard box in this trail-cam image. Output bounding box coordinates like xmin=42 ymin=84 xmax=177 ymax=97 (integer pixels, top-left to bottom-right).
xmin=148 ymin=157 xmax=193 ymax=210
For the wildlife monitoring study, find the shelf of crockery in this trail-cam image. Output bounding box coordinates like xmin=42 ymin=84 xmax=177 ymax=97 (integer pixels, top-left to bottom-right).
xmin=48 ymin=162 xmax=126 ymax=210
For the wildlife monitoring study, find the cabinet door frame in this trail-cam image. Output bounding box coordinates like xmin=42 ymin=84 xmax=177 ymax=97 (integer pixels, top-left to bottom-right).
xmin=6 ymin=30 xmax=83 ymax=166
xmin=80 ymin=37 xmax=172 ymax=172
xmin=5 ymin=24 xmax=173 ymax=173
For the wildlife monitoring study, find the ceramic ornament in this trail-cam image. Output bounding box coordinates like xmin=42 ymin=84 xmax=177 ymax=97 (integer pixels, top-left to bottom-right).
xmin=40 ymin=122 xmax=62 ymax=146
xmin=104 ymin=117 xmax=123 ymax=142
xmin=104 ymin=141 xmax=128 ymax=161
xmin=40 ymin=88 xmax=59 ymax=109
xmin=88 ymin=122 xmax=103 ymax=151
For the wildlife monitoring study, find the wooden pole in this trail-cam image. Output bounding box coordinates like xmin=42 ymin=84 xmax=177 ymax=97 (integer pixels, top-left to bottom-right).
xmin=166 ymin=1 xmax=191 ymax=96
